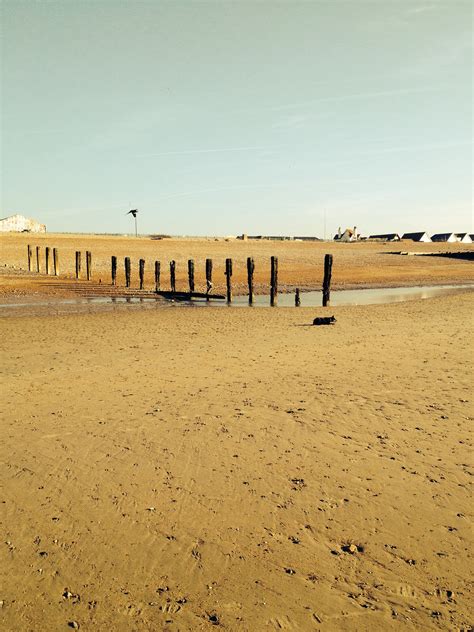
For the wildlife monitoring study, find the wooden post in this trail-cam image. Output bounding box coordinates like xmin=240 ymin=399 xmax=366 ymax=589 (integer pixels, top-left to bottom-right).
xmin=125 ymin=257 xmax=131 ymax=287
xmin=170 ymin=260 xmax=176 ymax=292
xmin=139 ymin=259 xmax=145 ymax=289
xmin=295 ymin=288 xmax=301 ymax=307
xmin=111 ymin=256 xmax=117 ymax=286
xmin=86 ymin=251 xmax=92 ymax=280
xmin=53 ymin=248 xmax=59 ymax=276
xmin=225 ymin=258 xmax=233 ymax=303
xmin=36 ymin=246 xmax=41 ymax=273
xmin=27 ymin=245 xmax=33 ymax=271
xmin=75 ymin=251 xmax=81 ymax=279
xmin=45 ymin=247 xmax=51 ymax=275
xmin=247 ymin=257 xmax=254 ymax=305
xmin=154 ymin=261 xmax=161 ymax=292
xmin=322 ymin=253 xmax=333 ymax=307
xmin=188 ymin=259 xmax=195 ymax=293
xmin=270 ymin=256 xmax=278 ymax=306
xmin=205 ymin=258 xmax=213 ymax=300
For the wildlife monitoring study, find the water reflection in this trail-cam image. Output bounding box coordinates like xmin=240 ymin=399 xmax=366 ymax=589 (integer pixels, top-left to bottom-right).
xmin=0 ymin=284 xmax=472 ymax=311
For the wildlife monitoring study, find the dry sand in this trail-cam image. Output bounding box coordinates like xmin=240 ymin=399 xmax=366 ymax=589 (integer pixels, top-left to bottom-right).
xmin=1 ymin=291 xmax=473 ymax=631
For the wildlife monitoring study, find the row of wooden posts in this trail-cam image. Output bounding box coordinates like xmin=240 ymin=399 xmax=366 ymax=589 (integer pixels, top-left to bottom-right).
xmin=27 ymin=245 xmax=333 ymax=306
xmin=27 ymin=245 xmax=92 ymax=280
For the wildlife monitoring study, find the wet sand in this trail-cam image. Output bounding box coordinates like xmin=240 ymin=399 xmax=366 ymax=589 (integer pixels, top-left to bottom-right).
xmin=1 ymin=292 xmax=473 ymax=631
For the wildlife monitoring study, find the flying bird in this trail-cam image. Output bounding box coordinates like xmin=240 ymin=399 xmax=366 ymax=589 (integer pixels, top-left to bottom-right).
xmin=126 ymin=209 xmax=138 ymax=218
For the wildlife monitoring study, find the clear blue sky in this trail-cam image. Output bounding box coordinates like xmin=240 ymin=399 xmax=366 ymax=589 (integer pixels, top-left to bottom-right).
xmin=1 ymin=1 xmax=472 ymax=236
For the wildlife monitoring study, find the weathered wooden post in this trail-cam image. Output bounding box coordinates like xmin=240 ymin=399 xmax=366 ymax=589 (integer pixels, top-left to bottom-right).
xmin=125 ymin=257 xmax=131 ymax=287
xmin=205 ymin=258 xmax=213 ymax=300
xmin=154 ymin=261 xmax=161 ymax=292
xmin=295 ymin=288 xmax=301 ymax=307
xmin=111 ymin=256 xmax=117 ymax=286
xmin=45 ymin=247 xmax=51 ymax=275
xmin=225 ymin=258 xmax=233 ymax=303
xmin=53 ymin=248 xmax=59 ymax=276
xmin=170 ymin=260 xmax=176 ymax=292
xmin=86 ymin=251 xmax=92 ymax=280
xmin=75 ymin=251 xmax=81 ymax=279
xmin=270 ymin=256 xmax=278 ymax=306
xmin=139 ymin=259 xmax=145 ymax=289
xmin=247 ymin=257 xmax=254 ymax=305
xmin=188 ymin=259 xmax=195 ymax=293
xmin=322 ymin=253 xmax=333 ymax=307
xmin=27 ymin=245 xmax=33 ymax=271
xmin=36 ymin=246 xmax=41 ymax=273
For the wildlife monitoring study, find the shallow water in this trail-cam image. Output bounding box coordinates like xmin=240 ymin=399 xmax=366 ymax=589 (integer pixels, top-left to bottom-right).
xmin=1 ymin=284 xmax=472 ymax=311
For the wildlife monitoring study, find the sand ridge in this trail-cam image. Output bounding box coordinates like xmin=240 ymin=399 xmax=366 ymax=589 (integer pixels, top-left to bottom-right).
xmin=1 ymin=293 xmax=473 ymax=631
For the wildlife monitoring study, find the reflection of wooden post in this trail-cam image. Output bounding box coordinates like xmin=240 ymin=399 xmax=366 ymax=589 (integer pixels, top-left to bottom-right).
xmin=225 ymin=258 xmax=233 ymax=303
xmin=270 ymin=256 xmax=278 ymax=306
xmin=322 ymin=254 xmax=333 ymax=307
xmin=154 ymin=261 xmax=160 ymax=292
xmin=170 ymin=260 xmax=176 ymax=292
xmin=75 ymin=251 xmax=81 ymax=279
xmin=205 ymin=258 xmax=213 ymax=300
xmin=53 ymin=248 xmax=59 ymax=276
xmin=247 ymin=257 xmax=254 ymax=305
xmin=111 ymin=256 xmax=117 ymax=285
xmin=188 ymin=260 xmax=195 ymax=293
xmin=45 ymin=247 xmax=51 ymax=274
xmin=36 ymin=247 xmax=41 ymax=273
xmin=295 ymin=288 xmax=301 ymax=307
xmin=27 ymin=245 xmax=33 ymax=271
xmin=125 ymin=257 xmax=131 ymax=287
xmin=86 ymin=251 xmax=92 ymax=280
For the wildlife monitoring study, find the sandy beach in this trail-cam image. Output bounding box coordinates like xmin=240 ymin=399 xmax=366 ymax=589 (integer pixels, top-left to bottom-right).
xmin=1 ymin=234 xmax=473 ymax=303
xmin=1 ymin=280 xmax=473 ymax=630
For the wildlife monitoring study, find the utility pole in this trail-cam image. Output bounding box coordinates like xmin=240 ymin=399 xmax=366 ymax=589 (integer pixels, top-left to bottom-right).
xmin=126 ymin=209 xmax=138 ymax=237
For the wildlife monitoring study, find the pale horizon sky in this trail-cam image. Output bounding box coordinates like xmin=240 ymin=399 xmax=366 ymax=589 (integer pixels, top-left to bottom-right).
xmin=1 ymin=1 xmax=472 ymax=236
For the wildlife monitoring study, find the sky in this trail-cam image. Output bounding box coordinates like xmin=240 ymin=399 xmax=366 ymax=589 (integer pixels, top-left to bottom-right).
xmin=1 ymin=0 xmax=472 ymax=236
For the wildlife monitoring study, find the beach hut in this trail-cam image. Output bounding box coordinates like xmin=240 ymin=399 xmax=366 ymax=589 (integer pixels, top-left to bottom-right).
xmin=454 ymin=233 xmax=472 ymax=243
xmin=401 ymin=232 xmax=431 ymax=242
xmin=368 ymin=233 xmax=401 ymax=241
xmin=0 ymin=214 xmax=46 ymax=233
xmin=431 ymin=233 xmax=457 ymax=242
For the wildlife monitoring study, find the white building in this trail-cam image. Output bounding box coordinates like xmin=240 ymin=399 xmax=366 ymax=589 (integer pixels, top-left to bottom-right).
xmin=454 ymin=233 xmax=472 ymax=243
xmin=401 ymin=232 xmax=431 ymax=242
xmin=0 ymin=214 xmax=46 ymax=233
xmin=431 ymin=233 xmax=457 ymax=243
xmin=334 ymin=226 xmax=359 ymax=242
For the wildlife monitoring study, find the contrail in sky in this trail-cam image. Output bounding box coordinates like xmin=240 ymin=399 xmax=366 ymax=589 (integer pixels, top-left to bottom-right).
xmin=271 ymin=86 xmax=441 ymax=111
xmin=136 ymin=146 xmax=271 ymax=158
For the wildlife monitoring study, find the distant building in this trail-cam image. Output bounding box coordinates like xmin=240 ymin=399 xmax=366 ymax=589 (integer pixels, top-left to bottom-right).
xmin=401 ymin=232 xmax=431 ymax=242
xmin=334 ymin=226 xmax=359 ymax=242
xmin=431 ymin=233 xmax=457 ymax=243
xmin=454 ymin=233 xmax=472 ymax=243
xmin=368 ymin=233 xmax=400 ymax=242
xmin=0 ymin=214 xmax=46 ymax=233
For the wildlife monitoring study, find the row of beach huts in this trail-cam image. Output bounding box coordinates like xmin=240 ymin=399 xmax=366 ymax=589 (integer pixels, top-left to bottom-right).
xmin=242 ymin=229 xmax=473 ymax=243
xmin=333 ymin=227 xmax=473 ymax=243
